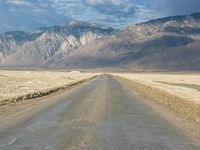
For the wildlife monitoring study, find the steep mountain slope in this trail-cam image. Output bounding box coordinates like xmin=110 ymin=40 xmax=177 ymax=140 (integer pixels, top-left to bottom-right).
xmin=0 ymin=13 xmax=200 ymax=71
xmin=0 ymin=20 xmax=115 ymax=67
xmin=45 ymin=13 xmax=200 ymax=70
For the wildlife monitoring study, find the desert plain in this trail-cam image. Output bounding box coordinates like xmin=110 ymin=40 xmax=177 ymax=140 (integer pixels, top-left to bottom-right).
xmin=0 ymin=70 xmax=200 ymax=150
xmin=0 ymin=70 xmax=98 ymax=104
xmin=113 ymin=73 xmax=200 ymax=104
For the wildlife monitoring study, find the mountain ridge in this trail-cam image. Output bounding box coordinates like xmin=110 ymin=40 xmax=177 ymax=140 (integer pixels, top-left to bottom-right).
xmin=0 ymin=13 xmax=200 ymax=71
xmin=0 ymin=21 xmax=116 ymax=67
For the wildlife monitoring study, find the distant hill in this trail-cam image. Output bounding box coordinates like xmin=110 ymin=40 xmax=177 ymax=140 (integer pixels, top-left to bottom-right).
xmin=0 ymin=13 xmax=200 ymax=71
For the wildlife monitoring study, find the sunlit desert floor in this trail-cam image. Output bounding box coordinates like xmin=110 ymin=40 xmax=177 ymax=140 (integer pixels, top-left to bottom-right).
xmin=0 ymin=74 xmax=200 ymax=150
xmin=113 ymin=73 xmax=200 ymax=104
xmin=0 ymin=70 xmax=98 ymax=102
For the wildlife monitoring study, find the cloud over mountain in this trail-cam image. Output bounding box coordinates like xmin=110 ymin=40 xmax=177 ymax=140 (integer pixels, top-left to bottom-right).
xmin=0 ymin=0 xmax=200 ymax=33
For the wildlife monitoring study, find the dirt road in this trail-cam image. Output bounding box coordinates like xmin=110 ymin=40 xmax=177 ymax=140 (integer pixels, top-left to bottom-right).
xmin=0 ymin=75 xmax=200 ymax=150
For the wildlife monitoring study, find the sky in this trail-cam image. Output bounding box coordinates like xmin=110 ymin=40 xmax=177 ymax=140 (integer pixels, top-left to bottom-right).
xmin=0 ymin=0 xmax=200 ymax=33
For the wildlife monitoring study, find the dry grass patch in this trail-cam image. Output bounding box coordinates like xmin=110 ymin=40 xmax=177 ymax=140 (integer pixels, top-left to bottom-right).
xmin=0 ymin=70 xmax=99 ymax=105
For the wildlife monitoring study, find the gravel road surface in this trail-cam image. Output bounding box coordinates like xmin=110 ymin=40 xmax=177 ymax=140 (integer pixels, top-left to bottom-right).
xmin=0 ymin=75 xmax=199 ymax=150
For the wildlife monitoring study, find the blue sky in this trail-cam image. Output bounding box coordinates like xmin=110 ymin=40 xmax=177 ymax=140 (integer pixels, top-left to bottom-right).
xmin=0 ymin=0 xmax=200 ymax=32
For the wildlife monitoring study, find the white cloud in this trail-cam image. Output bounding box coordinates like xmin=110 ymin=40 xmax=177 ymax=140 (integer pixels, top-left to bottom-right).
xmin=86 ymin=0 xmax=121 ymax=6
xmin=6 ymin=0 xmax=32 ymax=6
xmin=1 ymin=0 xmax=199 ymax=33
xmin=134 ymin=5 xmax=159 ymax=22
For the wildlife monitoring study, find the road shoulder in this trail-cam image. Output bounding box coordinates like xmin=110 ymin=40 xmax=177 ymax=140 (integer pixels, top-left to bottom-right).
xmin=115 ymin=76 xmax=200 ymax=144
xmin=0 ymin=76 xmax=98 ymax=129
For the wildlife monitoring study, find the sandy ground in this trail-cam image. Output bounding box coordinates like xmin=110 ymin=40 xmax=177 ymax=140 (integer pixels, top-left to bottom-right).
xmin=0 ymin=75 xmax=200 ymax=150
xmin=114 ymin=74 xmax=200 ymax=125
xmin=112 ymin=73 xmax=200 ymax=104
xmin=0 ymin=70 xmax=99 ymax=104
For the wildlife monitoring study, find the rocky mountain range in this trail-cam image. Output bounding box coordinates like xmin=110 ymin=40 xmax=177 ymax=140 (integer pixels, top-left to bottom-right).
xmin=0 ymin=13 xmax=200 ymax=71
xmin=0 ymin=20 xmax=115 ymax=68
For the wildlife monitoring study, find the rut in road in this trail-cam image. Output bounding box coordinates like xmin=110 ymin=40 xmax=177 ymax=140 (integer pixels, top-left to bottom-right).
xmin=0 ymin=75 xmax=200 ymax=150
